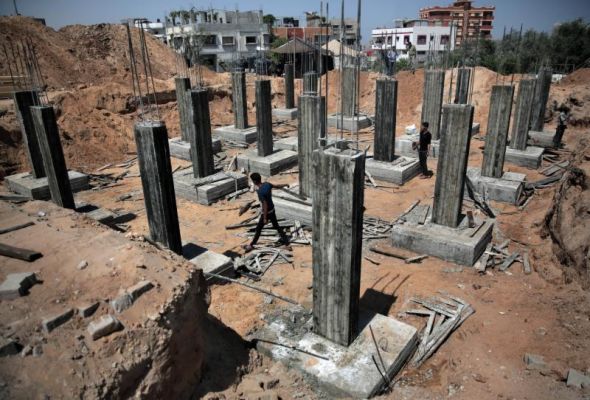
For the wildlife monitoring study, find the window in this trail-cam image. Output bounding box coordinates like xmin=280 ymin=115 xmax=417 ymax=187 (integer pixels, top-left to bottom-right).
xmin=222 ymin=36 xmax=235 ymax=45
xmin=403 ymin=35 xmax=410 ymax=44
xmin=441 ymin=35 xmax=449 ymax=45
xmin=387 ymin=36 xmax=392 ymax=44
xmin=203 ymin=35 xmax=217 ymax=46
xmin=246 ymin=36 xmax=257 ymax=44
xmin=417 ymin=35 xmax=427 ymax=45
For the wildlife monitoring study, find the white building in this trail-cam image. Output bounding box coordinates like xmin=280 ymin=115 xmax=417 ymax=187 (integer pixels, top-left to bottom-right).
xmin=165 ymin=10 xmax=270 ymax=72
xmin=134 ymin=19 xmax=166 ymax=42
xmin=371 ymin=19 xmax=456 ymax=63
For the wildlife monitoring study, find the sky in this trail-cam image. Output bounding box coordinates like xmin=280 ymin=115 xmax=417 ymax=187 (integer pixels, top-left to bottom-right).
xmin=1 ymin=0 xmax=589 ymax=44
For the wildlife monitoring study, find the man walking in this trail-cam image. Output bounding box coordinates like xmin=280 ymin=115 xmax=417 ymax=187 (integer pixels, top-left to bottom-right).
xmin=414 ymin=122 xmax=432 ymax=178
xmin=553 ymin=106 xmax=570 ymax=148
xmin=243 ymin=173 xmax=290 ymax=252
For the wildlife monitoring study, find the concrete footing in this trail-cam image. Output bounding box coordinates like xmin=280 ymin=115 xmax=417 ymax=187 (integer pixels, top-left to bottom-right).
xmin=6 ymin=171 xmax=89 ymax=200
xmin=528 ymin=130 xmax=556 ymax=148
xmin=395 ymin=135 xmax=440 ymax=158
xmin=391 ymin=206 xmax=494 ymax=266
xmin=184 ymin=243 xmax=234 ymax=280
xmin=365 ymin=156 xmax=420 ymax=185
xmin=255 ymin=309 xmax=418 ymax=398
xmin=466 ymin=167 xmax=525 ymax=204
xmin=272 ymin=108 xmax=298 ymax=120
xmin=236 ymin=149 xmax=298 ymax=176
xmin=505 ymin=146 xmax=544 ymax=169
xmin=213 ymin=125 xmax=258 ymax=144
xmin=273 ymin=189 xmax=313 ymax=226
xmin=327 ymin=113 xmax=372 ymax=131
xmin=168 ymin=137 xmax=221 ymax=161
xmin=275 ymin=136 xmax=344 ymax=152
xmin=173 ymin=170 xmax=248 ymax=205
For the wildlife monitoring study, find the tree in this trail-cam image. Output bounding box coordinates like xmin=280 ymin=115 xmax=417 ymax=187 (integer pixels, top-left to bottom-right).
xmin=551 ymin=19 xmax=590 ymax=71
xmin=263 ymin=14 xmax=276 ymax=27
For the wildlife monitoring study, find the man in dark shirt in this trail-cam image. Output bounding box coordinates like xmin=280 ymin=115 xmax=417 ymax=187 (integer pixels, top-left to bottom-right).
xmin=243 ymin=173 xmax=290 ymax=252
xmin=415 ymin=122 xmax=432 ymax=178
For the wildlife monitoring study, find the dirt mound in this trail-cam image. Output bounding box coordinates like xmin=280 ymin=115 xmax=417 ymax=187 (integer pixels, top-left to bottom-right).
xmin=543 ymin=135 xmax=590 ymax=288
xmin=547 ymin=68 xmax=590 ymax=127
xmin=0 ymin=16 xmax=177 ymax=89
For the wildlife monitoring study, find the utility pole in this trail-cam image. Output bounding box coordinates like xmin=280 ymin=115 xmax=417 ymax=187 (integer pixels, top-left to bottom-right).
xmin=13 ymin=0 xmax=20 ymax=15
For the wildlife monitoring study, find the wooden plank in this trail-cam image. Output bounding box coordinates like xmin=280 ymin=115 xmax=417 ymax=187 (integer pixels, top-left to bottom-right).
xmin=0 ymin=221 xmax=35 ymax=235
xmin=523 ymin=252 xmax=532 ymax=274
xmin=499 ymin=252 xmax=519 ymax=272
xmin=0 ymin=243 xmax=42 ymax=262
xmin=369 ymin=246 xmax=407 ymax=261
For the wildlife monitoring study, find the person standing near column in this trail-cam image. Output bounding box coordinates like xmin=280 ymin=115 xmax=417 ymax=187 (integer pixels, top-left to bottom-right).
xmin=553 ymin=105 xmax=570 ymax=149
xmin=414 ymin=122 xmax=432 ymax=179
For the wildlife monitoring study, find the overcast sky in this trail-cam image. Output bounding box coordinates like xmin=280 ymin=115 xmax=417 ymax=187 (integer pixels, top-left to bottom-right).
xmin=2 ymin=0 xmax=589 ymax=43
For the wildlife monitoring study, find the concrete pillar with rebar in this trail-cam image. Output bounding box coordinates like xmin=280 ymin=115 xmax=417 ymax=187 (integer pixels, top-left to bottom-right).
xmin=312 ymin=148 xmax=365 ymax=346
xmin=421 ymin=69 xmax=445 ymax=140
xmin=256 ymin=80 xmax=273 ymax=157
xmin=134 ymin=121 xmax=182 ymax=254
xmin=530 ymin=67 xmax=552 ymax=132
xmin=373 ymin=78 xmax=398 ymax=162
xmin=187 ymin=88 xmax=215 ymax=178
xmin=14 ymin=90 xmax=45 ymax=178
xmin=298 ymin=94 xmax=326 ymax=197
xmin=232 ymin=70 xmax=248 ymax=129
xmin=482 ymin=85 xmax=514 ymax=178
xmin=30 ymin=105 xmax=75 ymax=209
xmin=510 ymin=79 xmax=536 ymax=151
xmin=175 ymin=77 xmax=191 ymax=141
xmin=341 ymin=66 xmax=357 ymax=117
xmin=454 ymin=67 xmax=472 ymax=104
xmin=432 ymin=104 xmax=474 ymax=228
xmin=303 ymin=71 xmax=319 ymax=94
xmin=284 ymin=64 xmax=295 ymax=109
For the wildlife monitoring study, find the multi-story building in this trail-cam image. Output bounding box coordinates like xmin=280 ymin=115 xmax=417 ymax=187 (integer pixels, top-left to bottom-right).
xmin=419 ymin=0 xmax=494 ymax=46
xmin=330 ymin=18 xmax=359 ymax=46
xmin=273 ymin=16 xmax=300 ymax=28
xmin=272 ymin=13 xmax=331 ymax=45
xmin=165 ymin=9 xmax=270 ymax=72
xmin=133 ymin=18 xmax=166 ymax=43
xmin=371 ymin=19 xmax=456 ymax=63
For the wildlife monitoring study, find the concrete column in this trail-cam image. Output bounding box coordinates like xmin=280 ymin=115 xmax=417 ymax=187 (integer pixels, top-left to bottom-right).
xmin=432 ymin=104 xmax=474 ymax=228
xmin=373 ymin=78 xmax=397 ymax=162
xmin=303 ymin=72 xmax=319 ymax=94
xmin=421 ymin=69 xmax=445 ymax=140
xmin=312 ymin=148 xmax=365 ymax=346
xmin=298 ymin=94 xmax=326 ymax=198
xmin=482 ymin=85 xmax=514 ymax=178
xmin=284 ymin=64 xmax=295 ymax=109
xmin=134 ymin=121 xmax=182 ymax=254
xmin=454 ymin=67 xmax=471 ymax=104
xmin=14 ymin=90 xmax=45 ymax=178
xmin=175 ymin=77 xmax=191 ymax=141
xmin=342 ymin=66 xmax=357 ymax=117
xmin=232 ymin=70 xmax=248 ymax=129
xmin=530 ymin=67 xmax=552 ymax=132
xmin=30 ymin=106 xmax=75 ymax=209
xmin=255 ymin=80 xmax=273 ymax=157
xmin=510 ymin=79 xmax=536 ymax=151
xmin=187 ymin=88 xmax=215 ymax=178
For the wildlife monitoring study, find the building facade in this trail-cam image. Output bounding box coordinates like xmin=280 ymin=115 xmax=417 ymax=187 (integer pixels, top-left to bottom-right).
xmin=371 ymin=19 xmax=456 ymax=63
xmin=165 ymin=10 xmax=270 ymax=72
xmin=419 ymin=0 xmax=494 ymax=46
xmin=330 ymin=18 xmax=359 ymax=46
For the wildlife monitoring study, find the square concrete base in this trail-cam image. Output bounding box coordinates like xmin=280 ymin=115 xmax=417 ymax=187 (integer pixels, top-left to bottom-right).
xmin=274 ymin=136 xmax=298 ymax=152
xmin=255 ymin=308 xmax=418 ymax=399
xmin=5 ymin=171 xmax=89 ymax=200
xmin=183 ymin=243 xmax=234 ymax=282
xmin=168 ymin=137 xmax=222 ymax=161
xmin=273 ymin=191 xmax=313 ymax=227
xmin=366 ymin=156 xmax=420 ymax=185
xmin=327 ymin=114 xmax=372 ymax=131
xmin=213 ymin=125 xmax=258 ymax=144
xmin=391 ymin=207 xmax=494 ymax=266
xmin=466 ymin=167 xmax=526 ymax=204
xmin=395 ymin=135 xmax=440 ymax=158
xmin=528 ymin=130 xmax=556 ymax=148
xmin=173 ymin=170 xmax=248 ymax=205
xmin=236 ymin=149 xmax=298 ymax=176
xmin=272 ymin=108 xmax=298 ymax=120
xmin=505 ymin=146 xmax=544 ymax=169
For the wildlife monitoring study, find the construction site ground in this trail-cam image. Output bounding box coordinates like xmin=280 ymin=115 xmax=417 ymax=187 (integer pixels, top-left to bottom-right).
xmin=1 ymin=17 xmax=589 ymax=400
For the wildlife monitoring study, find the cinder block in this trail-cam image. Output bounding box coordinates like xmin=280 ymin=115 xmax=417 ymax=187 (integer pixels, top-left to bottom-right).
xmin=42 ymin=309 xmax=74 ymax=333
xmin=78 ymin=302 xmax=100 ymax=318
xmin=110 ymin=293 xmax=133 ymax=314
xmin=128 ymin=280 xmax=154 ymax=301
xmin=88 ymin=315 xmax=122 ymax=340
xmin=0 ymin=272 xmax=38 ymax=300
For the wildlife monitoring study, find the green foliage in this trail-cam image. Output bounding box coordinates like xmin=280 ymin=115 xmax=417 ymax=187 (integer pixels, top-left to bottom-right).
xmin=263 ymin=14 xmax=276 ymax=26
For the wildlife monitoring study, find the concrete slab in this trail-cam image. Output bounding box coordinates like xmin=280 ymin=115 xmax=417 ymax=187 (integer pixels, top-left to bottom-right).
xmin=466 ymin=167 xmax=526 ymax=204
xmin=173 ymin=170 xmax=248 ymax=205
xmin=528 ymin=130 xmax=556 ymax=148
xmin=272 ymin=108 xmax=298 ymax=120
xmin=391 ymin=206 xmax=494 ymax=266
xmin=184 ymin=243 xmax=234 ymax=281
xmin=213 ymin=125 xmax=257 ymax=144
xmin=505 ymin=146 xmax=544 ymax=169
xmin=236 ymin=149 xmax=298 ymax=176
xmin=366 ymin=156 xmax=420 ymax=185
xmin=327 ymin=114 xmax=372 ymax=131
xmin=168 ymin=137 xmax=221 ymax=161
xmin=273 ymin=193 xmax=313 ymax=227
xmin=5 ymin=171 xmax=89 ymax=200
xmin=274 ymin=136 xmax=298 ymax=152
xmin=254 ymin=308 xmax=418 ymax=399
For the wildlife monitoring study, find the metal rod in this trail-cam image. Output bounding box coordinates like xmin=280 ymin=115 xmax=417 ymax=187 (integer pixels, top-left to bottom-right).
xmin=204 ymin=272 xmax=300 ymax=305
